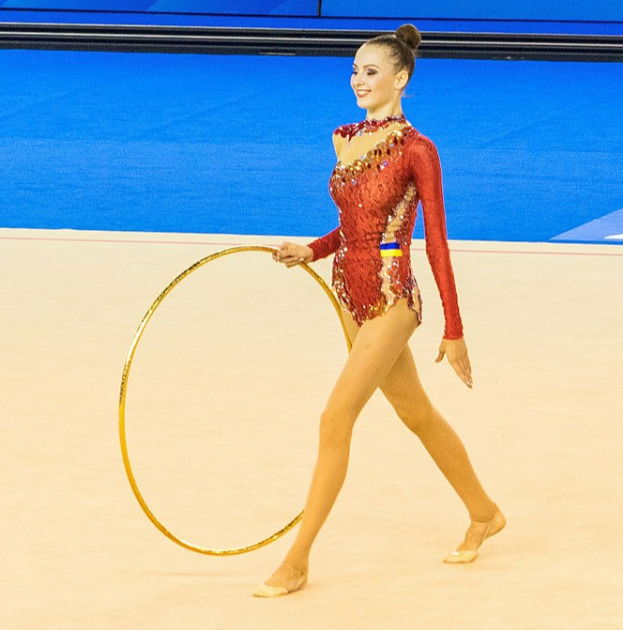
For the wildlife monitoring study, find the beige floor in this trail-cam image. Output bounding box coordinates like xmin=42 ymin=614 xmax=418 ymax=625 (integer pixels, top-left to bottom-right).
xmin=1 ymin=227 xmax=622 ymax=630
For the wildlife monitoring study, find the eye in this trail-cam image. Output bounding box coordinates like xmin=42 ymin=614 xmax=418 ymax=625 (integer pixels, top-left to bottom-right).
xmin=366 ymin=70 xmax=377 ymax=75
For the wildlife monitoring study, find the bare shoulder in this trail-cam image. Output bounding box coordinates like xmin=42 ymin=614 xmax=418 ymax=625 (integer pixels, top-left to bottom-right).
xmin=331 ymin=131 xmax=347 ymax=158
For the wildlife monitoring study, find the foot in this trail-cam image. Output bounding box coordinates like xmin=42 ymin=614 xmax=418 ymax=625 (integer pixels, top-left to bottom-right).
xmin=443 ymin=504 xmax=506 ymax=564
xmin=253 ymin=561 xmax=308 ymax=598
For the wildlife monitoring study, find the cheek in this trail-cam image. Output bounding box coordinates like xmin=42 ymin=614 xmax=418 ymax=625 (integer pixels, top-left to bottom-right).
xmin=370 ymin=74 xmax=389 ymax=92
xmin=379 ymin=74 xmax=393 ymax=90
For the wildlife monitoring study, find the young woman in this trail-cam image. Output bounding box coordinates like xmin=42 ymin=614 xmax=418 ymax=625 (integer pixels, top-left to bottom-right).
xmin=254 ymin=24 xmax=505 ymax=597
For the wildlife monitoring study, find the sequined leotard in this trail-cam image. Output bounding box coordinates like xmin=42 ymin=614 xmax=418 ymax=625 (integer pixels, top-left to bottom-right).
xmin=307 ymin=118 xmax=463 ymax=340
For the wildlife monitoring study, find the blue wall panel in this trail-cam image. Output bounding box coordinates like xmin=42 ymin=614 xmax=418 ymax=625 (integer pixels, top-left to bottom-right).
xmin=323 ymin=0 xmax=623 ymax=22
xmin=2 ymin=49 xmax=622 ymax=244
xmin=3 ymin=0 xmax=622 ymax=20
xmin=1 ymin=1 xmax=154 ymax=9
xmin=0 ymin=0 xmax=623 ymax=22
xmin=0 ymin=0 xmax=317 ymax=15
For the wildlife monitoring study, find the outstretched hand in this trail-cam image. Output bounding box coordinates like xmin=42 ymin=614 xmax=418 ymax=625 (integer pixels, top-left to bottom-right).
xmin=272 ymin=242 xmax=313 ymax=268
xmin=435 ymin=337 xmax=473 ymax=388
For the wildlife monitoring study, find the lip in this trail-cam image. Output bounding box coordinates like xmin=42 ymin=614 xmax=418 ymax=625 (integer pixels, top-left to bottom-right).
xmin=355 ymin=89 xmax=371 ymax=98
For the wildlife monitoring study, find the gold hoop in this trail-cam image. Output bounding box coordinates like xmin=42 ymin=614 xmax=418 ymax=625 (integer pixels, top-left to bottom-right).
xmin=118 ymin=245 xmax=351 ymax=555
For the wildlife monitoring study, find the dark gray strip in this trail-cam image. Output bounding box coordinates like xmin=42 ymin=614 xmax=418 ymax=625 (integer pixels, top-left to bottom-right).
xmin=0 ymin=23 xmax=621 ymax=61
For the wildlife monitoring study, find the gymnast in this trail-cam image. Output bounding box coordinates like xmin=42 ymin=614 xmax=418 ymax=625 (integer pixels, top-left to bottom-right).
xmin=254 ymin=24 xmax=505 ymax=597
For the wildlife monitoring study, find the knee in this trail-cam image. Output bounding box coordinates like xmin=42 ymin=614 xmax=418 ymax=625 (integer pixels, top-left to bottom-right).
xmin=318 ymin=406 xmax=357 ymax=448
xmin=397 ymin=401 xmax=436 ymax=435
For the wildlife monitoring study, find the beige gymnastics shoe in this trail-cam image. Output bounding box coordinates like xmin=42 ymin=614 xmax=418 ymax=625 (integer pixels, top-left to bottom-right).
xmin=253 ymin=562 xmax=308 ymax=597
xmin=443 ymin=504 xmax=506 ymax=564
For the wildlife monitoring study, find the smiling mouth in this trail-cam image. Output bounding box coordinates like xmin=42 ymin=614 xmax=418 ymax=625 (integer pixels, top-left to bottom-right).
xmin=355 ymin=90 xmax=371 ymax=97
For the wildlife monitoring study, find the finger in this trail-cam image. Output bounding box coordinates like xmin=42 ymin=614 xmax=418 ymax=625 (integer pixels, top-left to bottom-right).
xmin=435 ymin=350 xmax=444 ymax=363
xmin=457 ymin=356 xmax=470 ymax=375
xmin=461 ymin=358 xmax=472 ymax=382
xmin=453 ymin=364 xmax=472 ymax=388
xmin=462 ymin=364 xmax=473 ymax=387
xmin=449 ymin=358 xmax=471 ymax=387
xmin=459 ymin=365 xmax=473 ymax=388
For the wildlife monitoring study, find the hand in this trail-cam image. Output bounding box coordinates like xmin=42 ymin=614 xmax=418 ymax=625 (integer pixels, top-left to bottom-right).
xmin=435 ymin=337 xmax=473 ymax=388
xmin=272 ymin=242 xmax=313 ymax=268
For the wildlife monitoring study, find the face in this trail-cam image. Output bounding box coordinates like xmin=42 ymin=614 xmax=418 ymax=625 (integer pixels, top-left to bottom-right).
xmin=350 ymin=44 xmax=408 ymax=111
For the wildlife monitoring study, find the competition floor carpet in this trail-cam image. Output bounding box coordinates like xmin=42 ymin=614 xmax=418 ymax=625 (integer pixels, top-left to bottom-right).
xmin=2 ymin=228 xmax=622 ymax=629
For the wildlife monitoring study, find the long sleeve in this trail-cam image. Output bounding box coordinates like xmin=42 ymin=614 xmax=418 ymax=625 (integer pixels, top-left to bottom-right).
xmin=306 ymin=227 xmax=341 ymax=262
xmin=409 ymin=136 xmax=464 ymax=340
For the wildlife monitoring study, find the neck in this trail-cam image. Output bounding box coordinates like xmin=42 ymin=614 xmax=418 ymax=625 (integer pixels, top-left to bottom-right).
xmin=366 ymin=106 xmax=403 ymax=121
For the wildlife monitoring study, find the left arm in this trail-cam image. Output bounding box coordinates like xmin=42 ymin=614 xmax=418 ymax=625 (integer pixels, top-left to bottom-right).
xmin=409 ymin=135 xmax=472 ymax=387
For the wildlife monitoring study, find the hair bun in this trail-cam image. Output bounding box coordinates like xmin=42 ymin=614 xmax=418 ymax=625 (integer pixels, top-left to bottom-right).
xmin=395 ymin=24 xmax=421 ymax=53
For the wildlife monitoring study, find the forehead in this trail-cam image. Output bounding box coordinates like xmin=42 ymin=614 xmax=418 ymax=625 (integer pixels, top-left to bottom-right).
xmin=353 ymin=44 xmax=392 ymax=68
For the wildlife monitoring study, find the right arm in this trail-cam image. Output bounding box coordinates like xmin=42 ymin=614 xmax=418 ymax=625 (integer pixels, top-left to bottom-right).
xmin=274 ymin=131 xmax=345 ymax=266
xmin=305 ymin=131 xmax=345 ymax=261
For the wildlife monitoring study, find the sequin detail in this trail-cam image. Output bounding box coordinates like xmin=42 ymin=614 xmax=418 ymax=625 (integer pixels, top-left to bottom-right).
xmin=308 ymin=123 xmax=463 ymax=339
xmin=331 ymin=128 xmax=407 ymax=191
xmin=334 ymin=114 xmax=407 ymax=140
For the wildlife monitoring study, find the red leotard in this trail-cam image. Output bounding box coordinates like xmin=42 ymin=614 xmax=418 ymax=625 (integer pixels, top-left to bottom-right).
xmin=307 ymin=119 xmax=463 ymax=340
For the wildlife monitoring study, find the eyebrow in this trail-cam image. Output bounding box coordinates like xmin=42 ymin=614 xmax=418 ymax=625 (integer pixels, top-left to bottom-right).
xmin=352 ymin=64 xmax=380 ymax=69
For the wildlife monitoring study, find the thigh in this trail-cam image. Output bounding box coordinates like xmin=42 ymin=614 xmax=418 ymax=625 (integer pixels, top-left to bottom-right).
xmin=379 ymin=344 xmax=433 ymax=425
xmin=339 ymin=306 xmax=359 ymax=345
xmin=339 ymin=303 xmax=430 ymax=419
xmin=325 ymin=299 xmax=419 ymax=419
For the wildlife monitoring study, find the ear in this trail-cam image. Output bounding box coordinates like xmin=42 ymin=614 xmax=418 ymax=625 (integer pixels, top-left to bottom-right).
xmin=394 ymin=69 xmax=409 ymax=91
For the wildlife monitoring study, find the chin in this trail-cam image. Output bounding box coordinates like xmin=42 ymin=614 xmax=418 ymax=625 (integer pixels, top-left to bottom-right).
xmin=355 ymin=96 xmax=374 ymax=110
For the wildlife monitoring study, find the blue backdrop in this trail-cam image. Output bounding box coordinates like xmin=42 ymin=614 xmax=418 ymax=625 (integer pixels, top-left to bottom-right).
xmin=1 ymin=0 xmax=622 ymax=20
xmin=322 ymin=0 xmax=623 ymax=21
xmin=0 ymin=1 xmax=318 ymax=14
xmin=1 ymin=49 xmax=622 ymax=244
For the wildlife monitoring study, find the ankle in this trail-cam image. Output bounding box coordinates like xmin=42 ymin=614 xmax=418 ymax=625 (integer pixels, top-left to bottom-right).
xmin=469 ymin=502 xmax=498 ymax=523
xmin=283 ymin=556 xmax=309 ymax=574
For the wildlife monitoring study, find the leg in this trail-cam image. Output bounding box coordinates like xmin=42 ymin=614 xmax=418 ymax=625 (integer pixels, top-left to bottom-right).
xmin=378 ymin=344 xmax=505 ymax=561
xmin=254 ymin=299 xmax=419 ymax=596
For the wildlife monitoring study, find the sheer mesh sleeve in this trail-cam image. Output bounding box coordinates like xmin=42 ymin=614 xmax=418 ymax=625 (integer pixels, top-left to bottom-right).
xmin=306 ymin=227 xmax=341 ymax=262
xmin=408 ymin=135 xmax=464 ymax=340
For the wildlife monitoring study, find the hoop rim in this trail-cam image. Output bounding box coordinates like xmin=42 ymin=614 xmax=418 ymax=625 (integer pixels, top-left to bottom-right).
xmin=118 ymin=245 xmax=350 ymax=555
